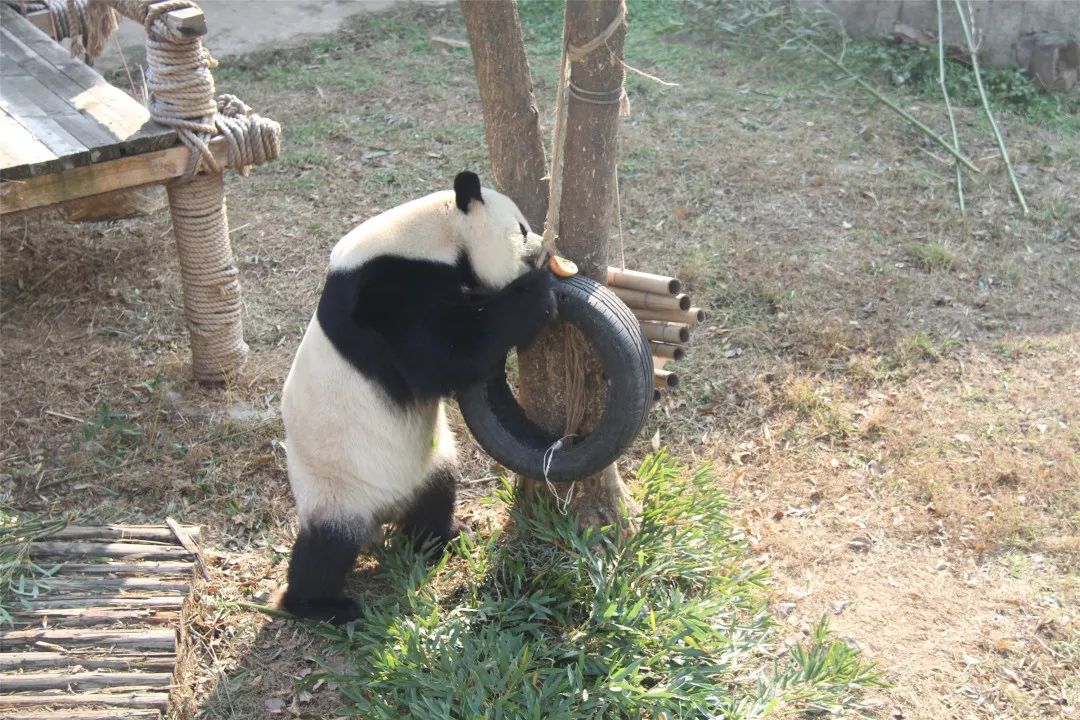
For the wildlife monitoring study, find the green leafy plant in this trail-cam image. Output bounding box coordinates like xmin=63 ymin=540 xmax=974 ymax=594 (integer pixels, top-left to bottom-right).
xmin=301 ymin=454 xmax=882 ymax=718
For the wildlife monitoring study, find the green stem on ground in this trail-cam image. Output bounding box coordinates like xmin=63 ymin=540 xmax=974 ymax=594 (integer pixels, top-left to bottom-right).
xmin=952 ymin=0 xmax=1029 ymax=216
xmin=936 ymin=0 xmax=965 ymax=213
xmin=803 ymin=40 xmax=981 ymax=175
xmin=231 ymin=599 xmax=294 ymax=619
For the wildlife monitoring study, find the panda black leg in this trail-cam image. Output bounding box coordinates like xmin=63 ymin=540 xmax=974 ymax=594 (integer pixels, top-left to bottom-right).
xmin=279 ymin=520 xmax=368 ymax=625
xmin=396 ymin=466 xmax=466 ymax=551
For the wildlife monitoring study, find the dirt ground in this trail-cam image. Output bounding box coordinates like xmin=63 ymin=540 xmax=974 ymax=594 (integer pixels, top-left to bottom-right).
xmin=2 ymin=3 xmax=1077 ymax=719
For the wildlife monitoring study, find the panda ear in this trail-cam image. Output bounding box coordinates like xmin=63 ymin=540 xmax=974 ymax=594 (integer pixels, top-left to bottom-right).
xmin=454 ymin=171 xmax=484 ymax=213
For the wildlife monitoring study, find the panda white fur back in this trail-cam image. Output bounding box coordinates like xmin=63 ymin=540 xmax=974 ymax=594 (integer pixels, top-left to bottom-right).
xmin=278 ymin=171 xmax=555 ymax=624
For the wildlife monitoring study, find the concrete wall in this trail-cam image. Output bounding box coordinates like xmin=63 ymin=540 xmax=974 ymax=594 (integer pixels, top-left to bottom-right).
xmin=792 ymin=0 xmax=1079 ymax=68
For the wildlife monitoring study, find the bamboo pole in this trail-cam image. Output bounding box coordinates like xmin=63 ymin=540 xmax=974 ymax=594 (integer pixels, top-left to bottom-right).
xmin=641 ymin=321 xmax=689 ymax=344
xmin=936 ymin=0 xmax=965 ymax=213
xmin=606 ymin=267 xmax=681 ymax=296
xmin=650 ymin=342 xmax=685 ymax=361
xmin=610 ymin=287 xmax=690 ymax=311
xmin=654 ymin=368 xmax=679 ymax=389
xmin=952 ymin=0 xmax=1028 ymax=215
xmin=804 ymin=40 xmax=980 ymax=174
xmin=633 ymin=306 xmax=705 ymax=325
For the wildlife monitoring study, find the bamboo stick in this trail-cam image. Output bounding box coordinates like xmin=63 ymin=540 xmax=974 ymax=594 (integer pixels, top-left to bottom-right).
xmin=0 ymin=692 xmax=169 ymax=709
xmin=0 ymin=651 xmax=176 ymax=672
xmin=654 ymin=368 xmax=679 ymax=389
xmin=650 ymin=342 xmax=685 ymax=361
xmin=804 ymin=41 xmax=980 ymax=174
xmin=610 ymin=287 xmax=690 ymax=311
xmin=28 ymin=541 xmax=192 ymax=560
xmin=936 ymin=0 xmax=965 ymax=214
xmin=0 ymin=628 xmax=176 ymax=650
xmin=633 ymin=306 xmax=705 ymax=326
xmin=606 ymin=267 xmax=681 ymax=296
xmin=2 ymin=671 xmax=173 ymax=692
xmin=23 ymin=597 xmax=184 ymax=610
xmin=641 ymin=321 xmax=689 ymax=344
xmin=51 ymin=525 xmax=201 ymax=542
xmin=952 ymin=0 xmax=1028 ymax=215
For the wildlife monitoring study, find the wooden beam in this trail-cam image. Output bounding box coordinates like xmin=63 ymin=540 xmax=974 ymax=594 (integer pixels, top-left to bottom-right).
xmin=0 ymin=692 xmax=169 ymax=709
xmin=0 ymin=627 xmax=176 ymax=650
xmin=0 ymin=651 xmax=176 ymax=672
xmin=5 ymin=710 xmax=163 ymax=720
xmin=159 ymin=5 xmax=207 ymax=38
xmin=0 ymin=136 xmax=228 ymax=215
xmin=2 ymin=671 xmax=173 ymax=692
xmin=51 ymin=525 xmax=202 ymax=542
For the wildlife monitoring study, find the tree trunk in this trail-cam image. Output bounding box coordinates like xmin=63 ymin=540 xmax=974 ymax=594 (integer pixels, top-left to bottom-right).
xmin=463 ymin=0 xmax=638 ymax=533
xmin=460 ymin=0 xmax=549 ymax=230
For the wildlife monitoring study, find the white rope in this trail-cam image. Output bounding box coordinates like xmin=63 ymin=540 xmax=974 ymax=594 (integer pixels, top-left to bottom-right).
xmin=542 ymin=435 xmax=578 ymax=513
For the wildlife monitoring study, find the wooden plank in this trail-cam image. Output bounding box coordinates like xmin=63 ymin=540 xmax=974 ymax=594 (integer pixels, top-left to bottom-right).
xmin=3 ymin=671 xmax=173 ymax=692
xmin=5 ymin=710 xmax=162 ymax=720
xmin=21 ymin=597 xmax=184 ymax=611
xmin=0 ymin=25 xmax=173 ymax=155
xmin=2 ymin=53 xmax=29 ymax=76
xmin=160 ymin=5 xmax=207 ymax=38
xmin=0 ymin=109 xmax=55 ymax=169
xmin=55 ymin=561 xmax=195 ymax=575
xmin=0 ymin=692 xmax=169 ymax=710
xmin=34 ymin=576 xmax=190 ymax=594
xmin=0 ymin=627 xmax=176 ymax=650
xmin=0 ymin=652 xmax=176 ymax=673
xmin=0 ymin=136 xmax=228 ymax=214
xmin=51 ymin=526 xmax=201 ymax=543
xmin=13 ymin=606 xmax=180 ymax=624
xmin=28 ymin=541 xmax=193 ymax=561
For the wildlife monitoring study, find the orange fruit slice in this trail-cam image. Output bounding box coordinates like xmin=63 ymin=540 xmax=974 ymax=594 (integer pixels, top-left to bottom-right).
xmin=549 ymin=255 xmax=578 ymax=277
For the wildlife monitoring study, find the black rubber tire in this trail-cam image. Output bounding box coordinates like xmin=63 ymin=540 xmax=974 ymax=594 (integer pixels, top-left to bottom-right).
xmin=457 ymin=274 xmax=654 ymax=484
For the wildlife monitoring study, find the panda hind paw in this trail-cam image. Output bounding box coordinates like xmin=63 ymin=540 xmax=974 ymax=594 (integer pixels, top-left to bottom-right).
xmin=281 ymin=594 xmax=362 ymax=625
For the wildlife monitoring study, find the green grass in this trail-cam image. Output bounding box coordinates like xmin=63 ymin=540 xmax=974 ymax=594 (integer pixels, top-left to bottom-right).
xmin=905 ymin=242 xmax=958 ymax=273
xmin=297 ymin=454 xmax=881 ymax=719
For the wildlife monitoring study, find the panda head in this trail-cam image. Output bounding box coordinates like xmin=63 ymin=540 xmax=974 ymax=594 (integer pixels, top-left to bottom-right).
xmin=453 ymin=171 xmax=544 ymax=289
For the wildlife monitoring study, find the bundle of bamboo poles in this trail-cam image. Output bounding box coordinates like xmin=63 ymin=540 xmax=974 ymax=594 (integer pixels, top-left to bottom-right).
xmin=606 ymin=266 xmax=703 ymax=402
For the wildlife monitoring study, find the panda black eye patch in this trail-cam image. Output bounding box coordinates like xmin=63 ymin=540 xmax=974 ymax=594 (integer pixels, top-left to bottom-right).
xmin=519 ymin=223 xmax=528 ymax=240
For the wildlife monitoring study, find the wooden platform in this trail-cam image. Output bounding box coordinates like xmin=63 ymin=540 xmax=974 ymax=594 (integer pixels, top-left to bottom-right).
xmin=0 ymin=4 xmax=224 ymax=216
xmin=0 ymin=523 xmax=205 ymax=719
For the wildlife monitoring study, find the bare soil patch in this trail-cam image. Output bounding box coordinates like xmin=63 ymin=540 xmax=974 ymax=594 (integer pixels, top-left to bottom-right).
xmin=2 ymin=4 xmax=1077 ymax=718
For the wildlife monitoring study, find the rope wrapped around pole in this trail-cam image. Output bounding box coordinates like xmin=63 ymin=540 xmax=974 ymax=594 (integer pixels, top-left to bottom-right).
xmin=110 ymin=0 xmax=279 ymax=380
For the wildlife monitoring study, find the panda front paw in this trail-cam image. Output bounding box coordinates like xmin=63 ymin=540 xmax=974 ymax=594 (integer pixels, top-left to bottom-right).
xmin=508 ymin=269 xmax=557 ymax=347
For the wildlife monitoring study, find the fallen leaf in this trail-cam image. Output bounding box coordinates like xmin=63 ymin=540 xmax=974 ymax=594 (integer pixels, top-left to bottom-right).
xmin=262 ymin=698 xmax=286 ymax=714
xmin=650 ymin=429 xmax=660 ymax=453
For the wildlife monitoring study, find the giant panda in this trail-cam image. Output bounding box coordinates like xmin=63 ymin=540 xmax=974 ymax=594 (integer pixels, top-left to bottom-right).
xmin=277 ymin=171 xmax=556 ymax=624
